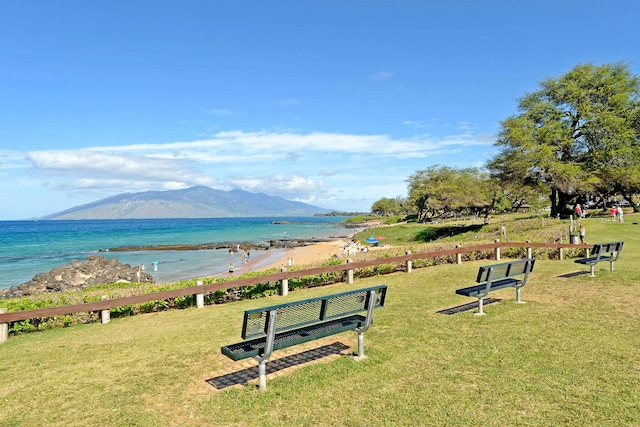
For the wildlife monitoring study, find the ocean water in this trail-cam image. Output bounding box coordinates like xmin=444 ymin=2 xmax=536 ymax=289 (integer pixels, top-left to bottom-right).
xmin=0 ymin=217 xmax=356 ymax=290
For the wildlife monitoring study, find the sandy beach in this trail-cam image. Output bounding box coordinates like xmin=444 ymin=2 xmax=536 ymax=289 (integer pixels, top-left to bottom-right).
xmin=263 ymin=239 xmax=348 ymax=269
xmin=220 ymin=239 xmax=349 ymax=278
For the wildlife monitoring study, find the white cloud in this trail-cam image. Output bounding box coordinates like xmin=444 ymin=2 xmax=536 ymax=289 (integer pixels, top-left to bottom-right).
xmin=226 ymin=174 xmax=330 ymax=200
xmin=18 ymin=129 xmax=497 ymax=214
xmin=27 ymin=150 xmax=217 ymax=190
xmin=370 ymin=71 xmax=394 ymax=81
xmin=402 ymin=120 xmax=428 ymax=128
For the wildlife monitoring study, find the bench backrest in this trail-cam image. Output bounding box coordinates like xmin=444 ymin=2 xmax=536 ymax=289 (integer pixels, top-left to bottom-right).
xmin=476 ymin=258 xmax=535 ymax=284
xmin=592 ymin=241 xmax=623 ymax=259
xmin=241 ymin=285 xmax=387 ymax=340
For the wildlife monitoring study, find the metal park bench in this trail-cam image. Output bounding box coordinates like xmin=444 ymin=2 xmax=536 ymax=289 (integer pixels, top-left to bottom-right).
xmin=221 ymin=284 xmax=387 ymax=390
xmin=455 ymin=258 xmax=535 ymax=315
xmin=574 ymin=241 xmax=623 ymax=277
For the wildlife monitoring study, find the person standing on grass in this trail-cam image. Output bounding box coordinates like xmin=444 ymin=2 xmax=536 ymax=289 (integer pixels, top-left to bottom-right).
xmin=575 ymin=204 xmax=582 ymax=218
xmin=579 ymin=224 xmax=586 ymax=244
xmin=617 ymin=205 xmax=624 ymax=223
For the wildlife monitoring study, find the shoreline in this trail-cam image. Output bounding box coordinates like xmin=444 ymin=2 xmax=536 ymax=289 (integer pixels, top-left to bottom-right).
xmin=210 ymin=238 xmax=353 ymax=278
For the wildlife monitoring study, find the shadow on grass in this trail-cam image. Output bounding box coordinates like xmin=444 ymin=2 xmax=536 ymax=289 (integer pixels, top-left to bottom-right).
xmin=436 ymin=298 xmax=501 ymax=315
xmin=414 ymin=224 xmax=485 ymax=243
xmin=558 ymin=271 xmax=591 ymax=278
xmin=207 ymin=342 xmax=351 ymax=389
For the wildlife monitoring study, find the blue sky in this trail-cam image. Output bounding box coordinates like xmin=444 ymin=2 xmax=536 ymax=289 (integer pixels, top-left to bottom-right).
xmin=1 ymin=1 xmax=639 ymax=220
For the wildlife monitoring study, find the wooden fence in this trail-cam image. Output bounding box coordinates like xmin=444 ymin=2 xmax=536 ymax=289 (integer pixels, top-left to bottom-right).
xmin=0 ymin=240 xmax=590 ymax=341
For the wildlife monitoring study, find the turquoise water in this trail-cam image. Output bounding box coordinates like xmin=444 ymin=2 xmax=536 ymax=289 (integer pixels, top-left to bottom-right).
xmin=0 ymin=217 xmax=355 ymax=289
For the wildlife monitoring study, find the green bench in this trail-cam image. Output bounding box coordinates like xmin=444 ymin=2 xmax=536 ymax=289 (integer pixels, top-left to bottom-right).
xmin=455 ymin=258 xmax=535 ymax=315
xmin=574 ymin=241 xmax=623 ymax=277
xmin=221 ymin=284 xmax=387 ymax=390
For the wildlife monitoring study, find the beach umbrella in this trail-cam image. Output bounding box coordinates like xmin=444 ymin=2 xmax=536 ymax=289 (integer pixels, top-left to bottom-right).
xmin=365 ymin=237 xmax=379 ymax=244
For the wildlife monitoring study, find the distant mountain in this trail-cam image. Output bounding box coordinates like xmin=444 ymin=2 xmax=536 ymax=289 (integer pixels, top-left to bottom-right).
xmin=41 ymin=186 xmax=332 ymax=219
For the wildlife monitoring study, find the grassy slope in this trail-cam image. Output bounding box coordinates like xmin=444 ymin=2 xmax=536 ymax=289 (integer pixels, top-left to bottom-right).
xmin=1 ymin=215 xmax=639 ymax=426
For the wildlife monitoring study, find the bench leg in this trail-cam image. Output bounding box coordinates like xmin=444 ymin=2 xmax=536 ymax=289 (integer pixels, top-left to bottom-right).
xmin=355 ymin=289 xmax=377 ymax=360
xmin=475 ymin=297 xmax=486 ymax=316
xmin=356 ymin=331 xmax=365 ymax=360
xmin=258 ymin=360 xmax=267 ymax=391
xmin=610 ymin=261 xmax=614 ymax=272
xmin=255 ymin=310 xmax=277 ymax=391
xmin=589 ymin=265 xmax=595 ymax=277
xmin=515 ymin=288 xmax=525 ymax=304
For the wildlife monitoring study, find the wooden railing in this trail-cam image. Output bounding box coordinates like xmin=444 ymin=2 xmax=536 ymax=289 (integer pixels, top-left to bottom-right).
xmin=0 ymin=240 xmax=589 ymax=337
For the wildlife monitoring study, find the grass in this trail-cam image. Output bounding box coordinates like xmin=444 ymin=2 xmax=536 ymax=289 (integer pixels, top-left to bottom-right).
xmin=1 ymin=214 xmax=640 ymax=426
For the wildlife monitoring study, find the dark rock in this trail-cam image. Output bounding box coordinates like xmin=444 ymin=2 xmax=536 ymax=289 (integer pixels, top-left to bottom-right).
xmin=267 ymin=238 xmax=332 ymax=249
xmin=0 ymin=255 xmax=154 ymax=299
xmin=103 ymin=241 xmax=269 ymax=252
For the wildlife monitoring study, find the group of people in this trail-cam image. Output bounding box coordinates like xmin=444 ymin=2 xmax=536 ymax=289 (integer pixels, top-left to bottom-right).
xmin=610 ymin=205 xmax=625 ymax=223
xmin=572 ymin=201 xmax=628 ymax=246
xmin=339 ymin=239 xmax=370 ymax=257
xmin=575 ymin=202 xmax=625 ymax=223
xmin=139 ymin=261 xmax=159 ymax=272
xmin=228 ymin=245 xmax=251 ymax=277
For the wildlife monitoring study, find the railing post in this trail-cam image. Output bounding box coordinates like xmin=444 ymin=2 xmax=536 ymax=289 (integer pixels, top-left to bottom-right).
xmin=494 ymin=239 xmax=501 ymax=260
xmin=405 ymin=250 xmax=412 ymax=273
xmin=456 ymin=244 xmax=462 ymax=264
xmin=281 ymin=268 xmax=289 ymax=296
xmin=196 ymin=280 xmax=204 ymax=308
xmin=0 ymin=308 xmax=8 ymax=343
xmin=100 ymin=296 xmax=110 ymax=324
xmin=346 ymin=259 xmax=354 ymax=284
xmin=526 ymin=240 xmax=532 ymax=259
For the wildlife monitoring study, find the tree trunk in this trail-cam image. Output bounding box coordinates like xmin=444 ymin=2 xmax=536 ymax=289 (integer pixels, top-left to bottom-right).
xmin=557 ymin=190 xmax=571 ymax=216
xmin=550 ymin=188 xmax=558 ymax=217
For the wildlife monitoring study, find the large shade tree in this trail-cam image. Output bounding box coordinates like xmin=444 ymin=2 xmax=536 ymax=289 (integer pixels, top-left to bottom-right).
xmin=407 ymin=165 xmax=495 ymax=221
xmin=371 ymin=196 xmax=408 ymax=216
xmin=490 ymin=62 xmax=640 ymax=216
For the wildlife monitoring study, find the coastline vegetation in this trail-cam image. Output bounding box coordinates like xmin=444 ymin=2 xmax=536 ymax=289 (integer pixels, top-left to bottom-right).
xmin=3 ymin=212 xmax=577 ymax=335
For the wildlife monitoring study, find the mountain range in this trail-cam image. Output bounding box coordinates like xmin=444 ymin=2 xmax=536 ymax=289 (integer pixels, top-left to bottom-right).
xmin=41 ymin=186 xmax=332 ymax=219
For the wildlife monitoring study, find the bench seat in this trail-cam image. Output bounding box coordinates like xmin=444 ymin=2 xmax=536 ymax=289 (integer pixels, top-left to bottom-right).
xmin=575 ymin=255 xmax=612 ymax=265
xmin=221 ymin=314 xmax=366 ymax=361
xmin=455 ymin=278 xmax=522 ymax=298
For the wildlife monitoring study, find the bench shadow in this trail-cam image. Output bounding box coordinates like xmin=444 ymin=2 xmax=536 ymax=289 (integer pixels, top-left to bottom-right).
xmin=436 ymin=298 xmax=501 ymax=315
xmin=206 ymin=342 xmax=351 ymax=389
xmin=558 ymin=271 xmax=591 ymax=278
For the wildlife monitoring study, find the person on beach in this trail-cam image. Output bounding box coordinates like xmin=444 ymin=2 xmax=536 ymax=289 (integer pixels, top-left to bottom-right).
xmin=228 ymin=263 xmax=234 ymax=277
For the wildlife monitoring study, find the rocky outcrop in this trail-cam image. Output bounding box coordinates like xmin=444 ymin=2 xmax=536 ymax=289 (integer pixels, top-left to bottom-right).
xmin=267 ymin=238 xmax=334 ymax=248
xmin=0 ymin=255 xmax=154 ymax=299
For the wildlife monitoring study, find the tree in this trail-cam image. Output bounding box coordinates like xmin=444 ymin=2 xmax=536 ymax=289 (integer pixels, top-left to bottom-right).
xmin=490 ymin=62 xmax=640 ymax=217
xmin=407 ymin=165 xmax=494 ymax=221
xmin=371 ymin=197 xmax=405 ymax=216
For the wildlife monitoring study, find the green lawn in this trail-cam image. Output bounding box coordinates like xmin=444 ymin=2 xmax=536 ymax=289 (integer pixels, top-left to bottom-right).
xmin=1 ymin=215 xmax=639 ymax=426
